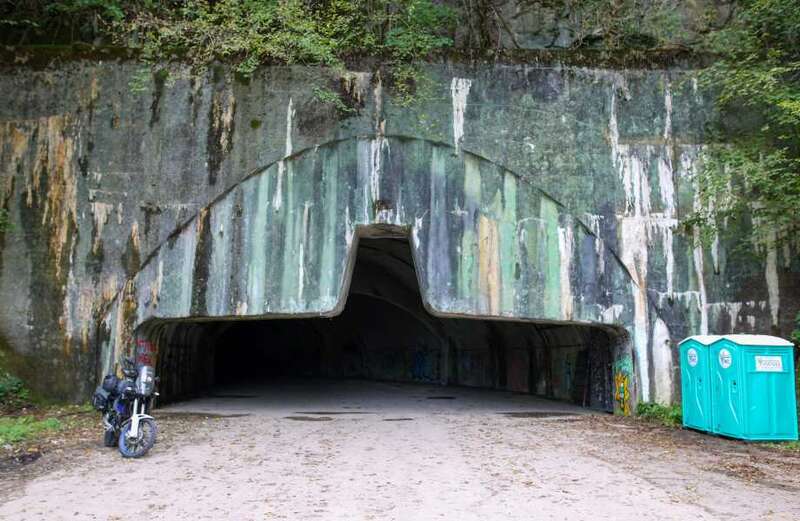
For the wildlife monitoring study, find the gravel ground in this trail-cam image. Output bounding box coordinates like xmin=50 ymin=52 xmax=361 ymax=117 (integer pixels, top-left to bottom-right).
xmin=1 ymin=379 xmax=799 ymax=520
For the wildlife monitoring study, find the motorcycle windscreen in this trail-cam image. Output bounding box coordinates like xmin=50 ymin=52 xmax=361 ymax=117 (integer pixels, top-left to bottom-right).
xmin=136 ymin=366 xmax=156 ymax=396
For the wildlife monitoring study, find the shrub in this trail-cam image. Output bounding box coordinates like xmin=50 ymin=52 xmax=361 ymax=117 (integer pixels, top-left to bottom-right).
xmin=636 ymin=402 xmax=682 ymax=428
xmin=0 ymin=208 xmax=10 ymax=233
xmin=0 ymin=372 xmax=31 ymax=413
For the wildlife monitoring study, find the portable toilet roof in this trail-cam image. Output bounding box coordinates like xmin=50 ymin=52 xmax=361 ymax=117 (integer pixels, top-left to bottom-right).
xmin=679 ymin=334 xmax=793 ymax=347
xmin=679 ymin=335 xmax=722 ymax=346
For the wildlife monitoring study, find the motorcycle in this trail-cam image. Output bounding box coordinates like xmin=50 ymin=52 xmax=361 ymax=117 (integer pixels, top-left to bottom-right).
xmin=92 ymin=357 xmax=159 ymax=458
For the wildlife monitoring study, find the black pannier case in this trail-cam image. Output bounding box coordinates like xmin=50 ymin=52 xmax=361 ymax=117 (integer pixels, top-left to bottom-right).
xmin=92 ymin=387 xmax=110 ymax=410
xmin=102 ymin=374 xmax=119 ymax=393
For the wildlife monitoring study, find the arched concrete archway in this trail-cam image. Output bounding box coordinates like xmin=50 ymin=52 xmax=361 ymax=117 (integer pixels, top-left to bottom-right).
xmin=134 ymin=237 xmax=628 ymax=412
xmin=98 ymin=135 xmax=644 ymax=413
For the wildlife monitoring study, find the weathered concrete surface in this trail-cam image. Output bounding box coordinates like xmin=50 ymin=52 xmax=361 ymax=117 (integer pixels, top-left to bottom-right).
xmin=148 ymin=238 xmax=620 ymax=411
xmin=1 ymin=380 xmax=799 ymax=520
xmin=0 ymin=56 xmax=798 ymax=404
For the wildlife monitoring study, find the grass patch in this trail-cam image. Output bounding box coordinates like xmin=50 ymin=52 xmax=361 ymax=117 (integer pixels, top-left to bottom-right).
xmin=636 ymin=402 xmax=682 ymax=428
xmin=0 ymin=370 xmax=90 ymax=447
xmin=0 ymin=416 xmax=62 ymax=445
xmin=766 ymin=440 xmax=800 ymax=452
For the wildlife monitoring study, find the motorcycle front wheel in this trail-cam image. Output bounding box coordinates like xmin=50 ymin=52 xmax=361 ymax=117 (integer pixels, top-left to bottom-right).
xmin=118 ymin=418 xmax=157 ymax=458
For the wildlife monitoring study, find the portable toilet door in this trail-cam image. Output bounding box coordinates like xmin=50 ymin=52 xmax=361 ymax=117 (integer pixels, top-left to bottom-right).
xmin=710 ymin=339 xmax=744 ymax=437
xmin=679 ymin=336 xmax=716 ymax=432
xmin=735 ymin=336 xmax=798 ymax=441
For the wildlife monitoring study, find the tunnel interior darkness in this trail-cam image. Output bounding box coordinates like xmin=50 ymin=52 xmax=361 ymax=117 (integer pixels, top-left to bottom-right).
xmin=149 ymin=238 xmax=623 ymax=412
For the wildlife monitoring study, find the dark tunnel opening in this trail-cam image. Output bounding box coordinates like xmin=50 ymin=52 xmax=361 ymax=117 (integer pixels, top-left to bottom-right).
xmin=150 ymin=238 xmax=624 ymax=412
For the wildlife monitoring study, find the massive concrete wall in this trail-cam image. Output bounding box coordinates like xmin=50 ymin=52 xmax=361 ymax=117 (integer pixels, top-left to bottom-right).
xmin=0 ymin=55 xmax=797 ymax=405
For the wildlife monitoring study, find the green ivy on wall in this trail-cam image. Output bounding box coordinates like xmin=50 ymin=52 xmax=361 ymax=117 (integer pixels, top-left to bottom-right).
xmin=0 ymin=209 xmax=10 ymax=233
xmin=686 ymin=0 xmax=800 ymax=250
xmin=1 ymin=1 xmax=457 ymax=105
xmin=1 ymin=1 xmax=456 ymax=73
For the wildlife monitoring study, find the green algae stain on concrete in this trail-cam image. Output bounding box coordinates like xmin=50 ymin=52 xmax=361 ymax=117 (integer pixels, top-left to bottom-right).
xmin=110 ymin=137 xmax=646 ymax=329
xmin=458 ymin=154 xmax=481 ymax=303
xmin=426 ymin=146 xmax=451 ymax=305
xmin=318 ymin=147 xmax=341 ymax=306
xmin=540 ymin=197 xmax=561 ymax=318
xmin=246 ymin=169 xmax=271 ymax=314
xmin=500 ymin=172 xmax=518 ymax=316
xmin=279 ymin=161 xmax=299 ymax=310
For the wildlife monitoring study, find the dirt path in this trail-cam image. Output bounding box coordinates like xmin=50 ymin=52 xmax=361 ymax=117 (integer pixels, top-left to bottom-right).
xmin=1 ymin=380 xmax=799 ymax=520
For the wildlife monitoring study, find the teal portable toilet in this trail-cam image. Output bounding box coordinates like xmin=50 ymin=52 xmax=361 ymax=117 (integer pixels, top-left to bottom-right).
xmin=709 ymin=335 xmax=798 ymax=441
xmin=679 ymin=336 xmax=718 ymax=432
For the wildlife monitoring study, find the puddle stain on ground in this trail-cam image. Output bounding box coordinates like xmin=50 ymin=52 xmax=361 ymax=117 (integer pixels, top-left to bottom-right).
xmin=500 ymin=411 xmax=582 ymax=419
xmin=284 ymin=416 xmax=333 ymax=422
xmin=206 ymin=394 xmax=259 ymax=399
xmin=383 ymin=418 xmax=414 ymax=422
xmin=158 ymin=412 xmax=251 ymax=419
xmin=294 ymin=411 xmax=376 ymax=415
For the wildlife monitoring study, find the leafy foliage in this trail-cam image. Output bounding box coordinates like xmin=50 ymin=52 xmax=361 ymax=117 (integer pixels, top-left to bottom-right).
xmin=0 ymin=0 xmax=125 ymax=44
xmin=0 ymin=371 xmax=31 ymax=413
xmin=0 ymin=208 xmax=10 ymax=233
xmin=793 ymin=312 xmax=800 ymax=346
xmin=687 ymin=0 xmax=800 ymax=248
xmin=0 ymin=416 xmax=62 ymax=445
xmin=636 ymin=402 xmax=682 ymax=427
xmin=1 ymin=1 xmax=456 ymax=76
xmin=1 ymin=1 xmax=456 ymax=106
xmin=312 ymin=86 xmax=356 ymax=114
xmin=543 ymin=0 xmax=690 ymax=49
xmin=123 ymin=1 xmax=341 ymax=75
xmin=793 ymin=313 xmax=799 ymax=415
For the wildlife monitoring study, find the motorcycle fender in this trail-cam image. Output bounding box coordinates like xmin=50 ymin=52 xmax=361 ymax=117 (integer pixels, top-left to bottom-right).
xmin=126 ymin=414 xmax=155 ymax=438
xmin=121 ymin=414 xmax=155 ymax=426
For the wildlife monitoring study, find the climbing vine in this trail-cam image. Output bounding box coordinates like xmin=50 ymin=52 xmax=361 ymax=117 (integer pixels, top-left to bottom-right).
xmin=1 ymin=1 xmax=457 ymax=105
xmin=507 ymin=0 xmax=694 ymax=49
xmin=793 ymin=313 xmax=800 ymax=345
xmin=685 ymin=0 xmax=800 ymax=249
xmin=1 ymin=1 xmax=456 ymax=73
xmin=0 ymin=209 xmax=10 ymax=233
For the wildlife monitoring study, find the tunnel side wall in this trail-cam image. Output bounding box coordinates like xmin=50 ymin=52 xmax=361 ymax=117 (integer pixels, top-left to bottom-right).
xmin=1 ymin=58 xmax=798 ymax=406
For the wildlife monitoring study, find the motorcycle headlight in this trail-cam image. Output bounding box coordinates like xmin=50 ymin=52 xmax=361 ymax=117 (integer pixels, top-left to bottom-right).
xmin=136 ymin=365 xmax=156 ymax=396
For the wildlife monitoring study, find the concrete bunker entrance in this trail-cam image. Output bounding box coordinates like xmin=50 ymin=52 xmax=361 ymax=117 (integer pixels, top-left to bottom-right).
xmin=148 ymin=238 xmax=623 ymax=412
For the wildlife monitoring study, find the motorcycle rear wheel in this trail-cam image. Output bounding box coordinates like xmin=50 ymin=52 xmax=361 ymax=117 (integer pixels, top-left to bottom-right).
xmin=118 ymin=418 xmax=157 ymax=458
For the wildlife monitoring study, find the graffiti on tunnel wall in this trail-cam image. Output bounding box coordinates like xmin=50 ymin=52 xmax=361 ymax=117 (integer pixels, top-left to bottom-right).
xmin=136 ymin=338 xmax=157 ymax=367
xmin=613 ymin=356 xmax=633 ymax=415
